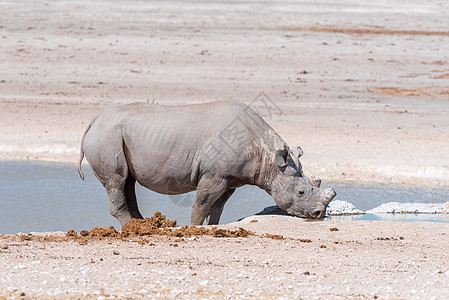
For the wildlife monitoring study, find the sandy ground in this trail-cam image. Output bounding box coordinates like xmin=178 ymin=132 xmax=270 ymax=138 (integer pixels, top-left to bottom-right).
xmin=1 ymin=216 xmax=449 ymax=299
xmin=1 ymin=1 xmax=449 ymax=299
xmin=1 ymin=0 xmax=448 ymax=186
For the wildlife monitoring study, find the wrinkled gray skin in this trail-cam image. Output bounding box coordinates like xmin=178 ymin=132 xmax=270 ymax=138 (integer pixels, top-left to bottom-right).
xmin=78 ymin=101 xmax=336 ymax=226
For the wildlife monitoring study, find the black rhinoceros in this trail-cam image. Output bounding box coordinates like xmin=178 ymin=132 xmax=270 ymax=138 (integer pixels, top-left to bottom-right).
xmin=78 ymin=100 xmax=336 ymax=226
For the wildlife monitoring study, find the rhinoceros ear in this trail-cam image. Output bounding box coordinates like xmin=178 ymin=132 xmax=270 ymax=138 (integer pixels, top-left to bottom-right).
xmin=275 ymin=147 xmax=289 ymax=168
xmin=292 ymin=146 xmax=303 ymax=159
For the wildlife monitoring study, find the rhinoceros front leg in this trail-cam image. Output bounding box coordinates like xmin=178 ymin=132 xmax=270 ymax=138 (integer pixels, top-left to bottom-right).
xmin=191 ymin=177 xmax=228 ymax=225
xmin=206 ymin=189 xmax=235 ymax=225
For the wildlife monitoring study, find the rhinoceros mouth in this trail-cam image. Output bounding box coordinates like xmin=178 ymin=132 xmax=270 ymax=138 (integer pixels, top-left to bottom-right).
xmin=288 ymin=209 xmax=324 ymax=219
xmin=286 ymin=209 xmax=308 ymax=218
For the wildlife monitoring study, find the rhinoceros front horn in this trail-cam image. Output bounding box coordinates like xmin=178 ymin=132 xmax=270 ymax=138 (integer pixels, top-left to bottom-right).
xmin=323 ymin=188 xmax=336 ymax=206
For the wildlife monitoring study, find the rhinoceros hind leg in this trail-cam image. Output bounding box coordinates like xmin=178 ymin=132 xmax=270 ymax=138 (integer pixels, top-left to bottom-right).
xmin=89 ymin=151 xmax=132 ymax=226
xmin=105 ymin=177 xmax=132 ymax=226
xmin=124 ymin=175 xmax=143 ymax=219
xmin=191 ymin=177 xmax=228 ymax=225
xmin=206 ymin=189 xmax=235 ymax=225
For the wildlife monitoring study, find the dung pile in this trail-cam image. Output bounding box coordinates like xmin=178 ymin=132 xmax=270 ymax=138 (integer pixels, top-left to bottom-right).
xmin=66 ymin=226 xmax=119 ymax=239
xmin=64 ymin=212 xmax=254 ymax=241
xmin=121 ymin=212 xmax=177 ymax=237
xmin=121 ymin=212 xmax=253 ymax=238
xmin=168 ymin=226 xmax=253 ymax=238
xmin=87 ymin=226 xmax=120 ymax=238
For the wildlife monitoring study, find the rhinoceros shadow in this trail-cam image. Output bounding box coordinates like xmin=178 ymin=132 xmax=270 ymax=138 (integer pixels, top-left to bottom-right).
xmin=255 ymin=205 xmax=290 ymax=216
xmin=236 ymin=205 xmax=291 ymax=222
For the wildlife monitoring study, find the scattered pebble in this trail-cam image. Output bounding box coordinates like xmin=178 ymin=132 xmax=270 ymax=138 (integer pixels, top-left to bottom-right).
xmin=262 ymin=234 xmax=283 ymax=240
xmin=299 ymin=239 xmax=312 ymax=243
xmin=199 ymin=280 xmax=209 ymax=286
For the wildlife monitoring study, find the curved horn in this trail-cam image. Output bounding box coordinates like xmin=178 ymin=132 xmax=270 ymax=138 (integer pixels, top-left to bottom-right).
xmin=323 ymin=188 xmax=336 ymax=206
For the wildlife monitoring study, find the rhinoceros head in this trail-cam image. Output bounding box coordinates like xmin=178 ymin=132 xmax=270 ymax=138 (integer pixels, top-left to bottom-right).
xmin=269 ymin=146 xmax=336 ymax=219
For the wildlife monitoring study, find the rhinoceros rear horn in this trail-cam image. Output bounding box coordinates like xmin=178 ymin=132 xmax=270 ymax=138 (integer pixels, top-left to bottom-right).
xmin=275 ymin=146 xmax=289 ymax=168
xmin=292 ymin=146 xmax=303 ymax=158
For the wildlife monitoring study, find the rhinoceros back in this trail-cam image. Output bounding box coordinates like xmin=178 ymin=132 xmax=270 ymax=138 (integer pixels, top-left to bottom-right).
xmin=83 ymin=101 xmax=274 ymax=194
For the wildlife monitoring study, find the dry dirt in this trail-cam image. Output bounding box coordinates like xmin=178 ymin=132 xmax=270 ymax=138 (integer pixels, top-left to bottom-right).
xmin=1 ymin=215 xmax=449 ymax=299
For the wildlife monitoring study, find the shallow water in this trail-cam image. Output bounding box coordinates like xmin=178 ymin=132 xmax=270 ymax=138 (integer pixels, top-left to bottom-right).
xmin=1 ymin=160 xmax=448 ymax=234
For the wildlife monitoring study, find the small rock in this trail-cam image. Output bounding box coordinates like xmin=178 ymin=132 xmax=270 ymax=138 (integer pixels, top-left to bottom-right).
xmin=199 ymin=280 xmax=209 ymax=286
xmin=113 ymin=250 xmax=120 ymax=255
xmin=81 ymin=268 xmax=90 ymax=276
xmin=80 ymin=230 xmax=89 ymax=237
xmin=326 ymin=200 xmax=364 ymax=215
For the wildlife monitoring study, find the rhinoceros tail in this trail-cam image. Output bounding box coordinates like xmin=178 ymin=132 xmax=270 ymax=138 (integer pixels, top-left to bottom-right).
xmin=78 ymin=149 xmax=85 ymax=181
xmin=78 ymin=117 xmax=97 ymax=181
